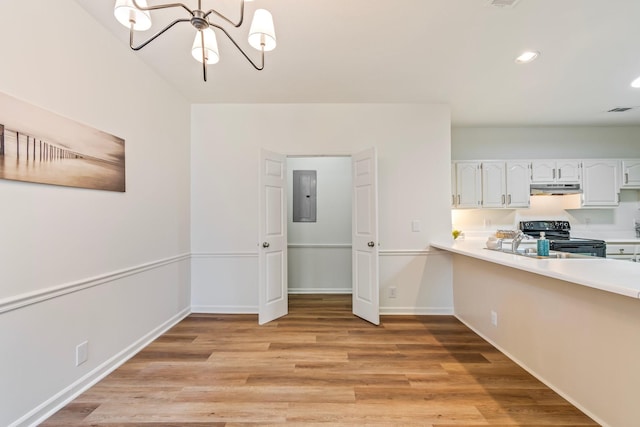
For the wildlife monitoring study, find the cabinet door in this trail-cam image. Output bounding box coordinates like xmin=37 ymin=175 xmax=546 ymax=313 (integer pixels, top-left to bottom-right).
xmin=455 ymin=162 xmax=482 ymax=208
xmin=451 ymin=164 xmax=457 ymax=207
xmin=481 ymin=162 xmax=506 ymax=208
xmin=621 ymin=159 xmax=640 ymax=188
xmin=582 ymin=160 xmax=618 ymax=207
xmin=530 ymin=161 xmax=556 ymax=183
xmin=506 ymin=161 xmax=531 ymax=208
xmin=556 ymin=160 xmax=581 ymax=183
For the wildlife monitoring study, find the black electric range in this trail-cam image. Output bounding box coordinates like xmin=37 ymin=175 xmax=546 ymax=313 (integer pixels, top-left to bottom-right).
xmin=518 ymin=220 xmax=606 ymax=257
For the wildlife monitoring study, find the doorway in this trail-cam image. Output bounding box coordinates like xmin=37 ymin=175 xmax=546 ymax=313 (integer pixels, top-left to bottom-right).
xmin=258 ymin=148 xmax=379 ymax=325
xmin=286 ymin=156 xmax=353 ymax=296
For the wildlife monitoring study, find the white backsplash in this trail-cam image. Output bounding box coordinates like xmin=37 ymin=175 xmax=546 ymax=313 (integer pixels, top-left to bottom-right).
xmin=452 ymin=189 xmax=640 ymax=239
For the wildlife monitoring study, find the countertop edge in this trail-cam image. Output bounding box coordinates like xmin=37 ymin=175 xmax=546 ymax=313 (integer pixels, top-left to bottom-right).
xmin=430 ymin=240 xmax=640 ymax=300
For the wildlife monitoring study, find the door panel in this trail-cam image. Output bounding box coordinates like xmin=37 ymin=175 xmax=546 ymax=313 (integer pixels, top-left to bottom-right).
xmin=259 ymin=150 xmax=287 ymax=325
xmin=352 ymin=148 xmax=379 ymax=325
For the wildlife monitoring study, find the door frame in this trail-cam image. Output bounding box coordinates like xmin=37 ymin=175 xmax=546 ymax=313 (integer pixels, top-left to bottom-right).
xmin=258 ymin=150 xmax=380 ymax=324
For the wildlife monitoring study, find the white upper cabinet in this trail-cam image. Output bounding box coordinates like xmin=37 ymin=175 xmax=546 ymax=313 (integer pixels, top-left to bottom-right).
xmin=481 ymin=161 xmax=506 ymax=208
xmin=454 ymin=161 xmax=482 ymax=208
xmin=531 ymin=160 xmax=581 ymax=184
xmin=581 ymin=160 xmax=619 ymax=207
xmin=480 ymin=161 xmax=530 ymax=208
xmin=621 ymin=159 xmax=640 ymax=188
xmin=505 ymin=161 xmax=531 ymax=208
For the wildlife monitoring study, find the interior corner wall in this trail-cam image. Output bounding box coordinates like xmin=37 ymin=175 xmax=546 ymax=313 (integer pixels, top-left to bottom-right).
xmin=0 ymin=1 xmax=191 ymax=426
xmin=287 ymin=157 xmax=352 ymax=294
xmin=191 ymin=103 xmax=454 ymax=315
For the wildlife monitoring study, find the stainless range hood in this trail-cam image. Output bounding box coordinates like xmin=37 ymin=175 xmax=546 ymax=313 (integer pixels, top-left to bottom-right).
xmin=530 ymin=183 xmax=582 ymax=195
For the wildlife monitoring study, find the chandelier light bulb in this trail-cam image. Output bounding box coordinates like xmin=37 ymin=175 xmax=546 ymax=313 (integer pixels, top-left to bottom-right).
xmin=192 ymin=28 xmax=220 ymax=64
xmin=248 ymin=9 xmax=276 ymax=51
xmin=631 ymin=76 xmax=640 ymax=88
xmin=114 ymin=0 xmax=152 ymax=31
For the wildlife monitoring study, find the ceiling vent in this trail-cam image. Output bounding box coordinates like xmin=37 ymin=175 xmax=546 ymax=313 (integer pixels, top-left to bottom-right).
xmin=486 ymin=0 xmax=521 ymax=8
xmin=608 ymin=107 xmax=633 ymax=113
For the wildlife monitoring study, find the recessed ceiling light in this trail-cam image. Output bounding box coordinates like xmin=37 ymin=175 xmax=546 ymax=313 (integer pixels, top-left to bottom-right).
xmin=515 ymin=51 xmax=540 ymax=64
xmin=631 ymin=76 xmax=640 ymax=88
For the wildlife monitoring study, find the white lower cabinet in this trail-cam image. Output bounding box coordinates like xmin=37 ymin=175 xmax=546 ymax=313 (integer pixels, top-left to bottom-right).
xmin=581 ymin=160 xmax=619 ymax=207
xmin=606 ymin=243 xmax=639 ymax=262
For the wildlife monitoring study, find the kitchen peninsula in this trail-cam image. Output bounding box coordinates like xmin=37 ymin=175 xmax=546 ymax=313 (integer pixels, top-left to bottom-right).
xmin=431 ymin=238 xmax=640 ymax=427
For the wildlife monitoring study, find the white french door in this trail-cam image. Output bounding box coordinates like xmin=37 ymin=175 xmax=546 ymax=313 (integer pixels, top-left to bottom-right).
xmin=258 ymin=149 xmax=288 ymax=325
xmin=351 ymin=148 xmax=380 ymax=325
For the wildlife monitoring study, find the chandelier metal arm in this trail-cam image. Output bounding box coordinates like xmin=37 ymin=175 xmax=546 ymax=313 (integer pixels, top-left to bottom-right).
xmin=202 ymin=0 xmax=245 ymax=28
xmin=210 ymin=23 xmax=265 ymax=70
xmin=131 ymin=0 xmax=193 ymax=16
xmin=129 ymin=18 xmax=191 ymax=51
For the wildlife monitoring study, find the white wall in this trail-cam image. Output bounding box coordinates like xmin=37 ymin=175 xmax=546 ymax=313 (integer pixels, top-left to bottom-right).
xmin=287 ymin=157 xmax=352 ymax=293
xmin=451 ymin=126 xmax=640 ymax=236
xmin=452 ymin=254 xmax=640 ymax=427
xmin=0 ymin=1 xmax=191 ymax=425
xmin=191 ymin=104 xmax=453 ymax=314
xmin=452 ymin=126 xmax=640 ymax=160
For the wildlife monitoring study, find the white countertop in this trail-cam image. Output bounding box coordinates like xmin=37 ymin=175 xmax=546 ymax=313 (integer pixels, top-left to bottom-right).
xmin=430 ymin=238 xmax=640 ymax=299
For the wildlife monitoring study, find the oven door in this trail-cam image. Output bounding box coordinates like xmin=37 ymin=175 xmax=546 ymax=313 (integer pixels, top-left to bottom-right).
xmin=550 ymin=241 xmax=606 ymax=258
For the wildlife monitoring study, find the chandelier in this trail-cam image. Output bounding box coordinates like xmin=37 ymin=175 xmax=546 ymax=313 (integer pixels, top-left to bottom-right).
xmin=114 ymin=0 xmax=277 ymax=81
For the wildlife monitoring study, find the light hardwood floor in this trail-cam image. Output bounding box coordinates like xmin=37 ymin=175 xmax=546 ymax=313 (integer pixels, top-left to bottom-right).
xmin=42 ymin=294 xmax=598 ymax=426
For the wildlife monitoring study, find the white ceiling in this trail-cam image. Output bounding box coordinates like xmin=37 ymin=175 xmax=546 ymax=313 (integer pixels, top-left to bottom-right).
xmin=76 ymin=0 xmax=640 ymax=127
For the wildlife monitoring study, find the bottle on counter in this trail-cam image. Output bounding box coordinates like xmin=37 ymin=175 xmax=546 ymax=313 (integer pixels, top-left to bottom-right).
xmin=537 ymin=231 xmax=550 ymax=256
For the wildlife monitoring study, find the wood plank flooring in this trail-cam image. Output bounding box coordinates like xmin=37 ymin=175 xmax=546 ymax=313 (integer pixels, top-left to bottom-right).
xmin=42 ymin=294 xmax=599 ymax=426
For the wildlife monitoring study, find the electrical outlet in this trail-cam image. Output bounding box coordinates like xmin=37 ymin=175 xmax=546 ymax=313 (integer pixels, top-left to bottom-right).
xmin=490 ymin=310 xmax=498 ymax=327
xmin=389 ymin=286 xmax=397 ymax=298
xmin=411 ymin=220 xmax=421 ymax=232
xmin=76 ymin=341 xmax=88 ymax=366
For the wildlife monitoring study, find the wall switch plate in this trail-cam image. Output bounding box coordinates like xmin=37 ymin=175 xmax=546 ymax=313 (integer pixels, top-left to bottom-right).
xmin=411 ymin=220 xmax=421 ymax=232
xmin=389 ymin=286 xmax=397 ymax=298
xmin=76 ymin=341 xmax=88 ymax=366
xmin=490 ymin=311 xmax=498 ymax=327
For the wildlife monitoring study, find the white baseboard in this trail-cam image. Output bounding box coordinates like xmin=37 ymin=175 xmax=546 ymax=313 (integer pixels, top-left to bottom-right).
xmin=191 ymin=305 xmax=258 ymax=314
xmin=288 ymin=288 xmax=352 ymax=294
xmin=380 ymin=306 xmax=454 ymax=315
xmin=17 ymin=307 xmax=191 ymax=427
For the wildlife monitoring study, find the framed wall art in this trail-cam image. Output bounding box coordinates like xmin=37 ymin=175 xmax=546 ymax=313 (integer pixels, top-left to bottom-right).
xmin=0 ymin=92 xmax=125 ymax=192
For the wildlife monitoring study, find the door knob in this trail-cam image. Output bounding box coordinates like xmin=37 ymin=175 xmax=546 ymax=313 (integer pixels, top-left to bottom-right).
xmin=368 ymin=241 xmax=375 ymax=248
xmin=262 ymin=242 xmax=270 ymax=248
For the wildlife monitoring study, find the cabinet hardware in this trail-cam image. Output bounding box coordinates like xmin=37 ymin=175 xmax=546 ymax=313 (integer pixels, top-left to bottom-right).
xmin=558 ymin=169 xmax=562 ymax=179
xmin=501 ymin=195 xmax=505 ymax=204
xmin=508 ymin=194 xmax=512 ymax=205
xmin=552 ymin=169 xmax=556 ymax=179
xmin=625 ymin=172 xmax=629 ymax=184
xmin=262 ymin=242 xmax=270 ymax=248
xmin=367 ymin=241 xmax=375 ymax=248
xmin=452 ymin=195 xmax=455 ymax=205
xmin=457 ymin=195 xmax=460 ymax=205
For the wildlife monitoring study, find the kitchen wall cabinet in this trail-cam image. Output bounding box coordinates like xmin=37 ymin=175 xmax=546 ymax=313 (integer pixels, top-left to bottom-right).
xmin=620 ymin=159 xmax=640 ymax=188
xmin=453 ymin=161 xmax=482 ymax=208
xmin=480 ymin=161 xmax=506 ymax=208
xmin=581 ymin=160 xmax=619 ymax=207
xmin=505 ymin=161 xmax=531 ymax=208
xmin=481 ymin=161 xmax=530 ymax=208
xmin=531 ymin=160 xmax=581 ymax=184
